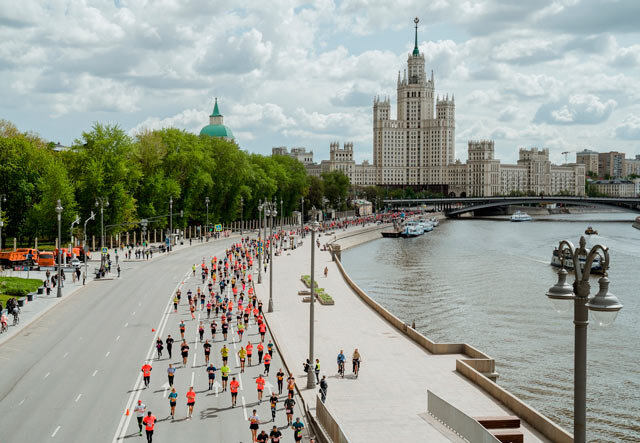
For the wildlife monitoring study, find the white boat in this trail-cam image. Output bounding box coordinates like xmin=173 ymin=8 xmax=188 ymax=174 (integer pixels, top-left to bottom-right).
xmin=429 ymin=217 xmax=439 ymax=227
xmin=511 ymin=211 xmax=533 ymax=222
xmin=417 ymin=219 xmax=433 ymax=232
xmin=633 ymin=216 xmax=640 ymax=230
xmin=550 ymin=248 xmax=603 ymax=274
xmin=401 ymin=221 xmax=423 ymax=238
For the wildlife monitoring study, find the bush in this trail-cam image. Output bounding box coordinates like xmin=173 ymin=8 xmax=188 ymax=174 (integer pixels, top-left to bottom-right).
xmin=301 ymin=275 xmax=318 ymax=288
xmin=0 ymin=277 xmax=42 ymax=297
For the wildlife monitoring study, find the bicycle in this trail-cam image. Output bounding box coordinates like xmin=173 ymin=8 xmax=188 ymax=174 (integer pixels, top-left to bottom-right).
xmin=352 ymin=359 xmax=361 ymax=378
xmin=0 ymin=322 xmax=7 ymax=333
xmin=338 ymin=361 xmax=345 ymax=378
xmin=12 ymin=312 xmax=20 ymax=326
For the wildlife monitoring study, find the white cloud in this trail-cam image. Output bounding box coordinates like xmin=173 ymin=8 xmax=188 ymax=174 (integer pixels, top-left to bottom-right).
xmin=615 ymin=115 xmax=640 ymax=140
xmin=534 ymin=94 xmax=617 ymax=125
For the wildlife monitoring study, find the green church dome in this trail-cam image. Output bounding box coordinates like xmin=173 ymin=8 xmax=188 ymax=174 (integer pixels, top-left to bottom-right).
xmin=200 ymin=98 xmax=234 ymax=139
xmin=200 ymin=124 xmax=234 ymax=138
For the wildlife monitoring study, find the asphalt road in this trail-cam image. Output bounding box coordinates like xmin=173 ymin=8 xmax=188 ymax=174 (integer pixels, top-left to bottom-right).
xmin=0 ymin=237 xmax=307 ymax=443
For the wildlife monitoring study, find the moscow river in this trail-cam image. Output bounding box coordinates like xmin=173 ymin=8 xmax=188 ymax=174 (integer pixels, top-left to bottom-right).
xmin=342 ymin=212 xmax=639 ymax=442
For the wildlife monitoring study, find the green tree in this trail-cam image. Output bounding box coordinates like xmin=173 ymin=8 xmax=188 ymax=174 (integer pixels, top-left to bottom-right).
xmin=321 ymin=170 xmax=350 ymax=210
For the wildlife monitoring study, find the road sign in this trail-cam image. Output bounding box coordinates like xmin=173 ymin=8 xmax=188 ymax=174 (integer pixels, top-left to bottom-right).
xmin=215 ymin=224 xmax=222 ymax=232
xmin=102 ymin=247 xmax=108 ymax=255
xmin=258 ymin=246 xmax=263 ymax=254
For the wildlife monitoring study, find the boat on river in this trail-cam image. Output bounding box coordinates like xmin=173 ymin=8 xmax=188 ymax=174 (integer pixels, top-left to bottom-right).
xmin=401 ymin=221 xmax=424 ymax=238
xmin=550 ymin=248 xmax=603 ymax=274
xmin=585 ymin=226 xmax=598 ymax=235
xmin=510 ymin=211 xmax=533 ymax=222
xmin=633 ymin=217 xmax=640 ymax=230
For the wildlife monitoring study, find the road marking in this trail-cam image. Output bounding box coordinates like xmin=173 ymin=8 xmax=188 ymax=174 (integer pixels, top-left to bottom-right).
xmin=44 ymin=372 xmax=50 ymax=379
xmin=92 ymin=370 xmax=98 ymax=377
xmin=138 ymin=302 xmax=142 ymax=307
xmin=19 ymin=398 xmax=25 ymax=406
xmin=190 ymin=371 xmax=195 ymax=387
xmin=132 ymin=311 xmax=136 ymax=316
xmin=162 ymin=382 xmax=169 ymax=398
xmin=105 ymin=351 xmax=110 ymax=357
xmin=63 ymin=352 xmax=68 ymax=358
xmin=239 ymin=373 xmax=244 ymax=391
xmin=241 ymin=396 xmax=248 ymax=420
xmin=124 ymin=322 xmax=129 ymax=328
xmin=75 ymin=394 xmax=82 ymax=402
xmin=116 ymin=335 xmax=120 ymax=341
xmin=112 ymin=268 xmax=191 ymax=443
xmin=51 ymin=426 xmax=61 ymax=437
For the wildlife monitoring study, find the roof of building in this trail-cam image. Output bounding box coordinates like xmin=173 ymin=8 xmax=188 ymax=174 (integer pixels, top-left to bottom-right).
xmin=592 ymin=179 xmax=633 ymax=184
xmin=210 ymin=98 xmax=221 ymax=117
xmin=413 ymin=17 xmax=420 ymax=56
xmin=200 ymin=124 xmax=234 ymax=138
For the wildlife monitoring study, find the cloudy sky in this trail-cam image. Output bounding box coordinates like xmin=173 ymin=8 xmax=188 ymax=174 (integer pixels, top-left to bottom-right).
xmin=1 ymin=0 xmax=640 ymax=164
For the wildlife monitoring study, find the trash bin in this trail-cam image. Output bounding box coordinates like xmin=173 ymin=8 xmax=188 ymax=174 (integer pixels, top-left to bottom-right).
xmin=17 ymin=298 xmax=25 ymax=307
xmin=27 ymin=292 xmax=35 ymax=302
xmin=37 ymin=286 xmax=44 ymax=295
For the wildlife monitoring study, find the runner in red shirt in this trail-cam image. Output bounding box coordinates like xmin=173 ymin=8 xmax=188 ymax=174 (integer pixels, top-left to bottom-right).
xmin=263 ymin=352 xmax=272 ymax=375
xmin=246 ymin=342 xmax=253 ymax=366
xmin=141 ymin=362 xmax=152 ymax=388
xmin=142 ymin=411 xmax=156 ymax=443
xmin=229 ymin=376 xmax=240 ymax=407
xmin=257 ymin=342 xmax=264 ymax=363
xmin=186 ymin=386 xmax=196 ymax=418
xmin=259 ymin=323 xmax=267 ymax=343
xmin=256 ymin=375 xmax=266 ymax=403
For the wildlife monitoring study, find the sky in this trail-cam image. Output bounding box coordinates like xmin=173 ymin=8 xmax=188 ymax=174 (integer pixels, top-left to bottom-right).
xmin=1 ymin=0 xmax=640 ymax=164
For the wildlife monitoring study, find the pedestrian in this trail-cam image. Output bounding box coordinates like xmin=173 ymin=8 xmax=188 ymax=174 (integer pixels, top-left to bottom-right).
xmin=156 ymin=338 xmax=163 ymax=359
xmin=142 ymin=410 xmax=156 ymax=443
xmin=141 ymin=362 xmax=152 ymax=388
xmin=207 ymin=363 xmax=217 ymax=390
xmin=324 ymin=266 xmax=328 ymax=278
xmin=117 ymin=264 xmax=121 ymax=277
xmin=314 ymin=358 xmax=320 ymax=384
xmin=167 ymin=364 xmax=175 ymax=387
xmin=168 ymin=388 xmax=177 ymax=419
xmin=291 ymin=417 xmax=305 ymax=442
xmin=276 ymin=369 xmax=284 ymax=395
xmin=230 ymin=376 xmax=239 ymax=406
xmin=134 ymin=400 xmax=147 ymax=435
xmin=181 ymin=340 xmax=189 ymax=366
xmin=186 ymin=386 xmax=196 ymax=418
xmin=166 ymin=335 xmax=174 ymax=359
xmin=319 ymin=376 xmax=328 ymax=403
xmin=249 ymin=409 xmax=260 ymax=442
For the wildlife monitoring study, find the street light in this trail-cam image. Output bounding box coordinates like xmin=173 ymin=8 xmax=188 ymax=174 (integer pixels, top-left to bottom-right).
xmin=240 ymin=196 xmax=244 ymax=235
xmin=205 ymin=197 xmax=210 ymax=238
xmin=169 ymin=197 xmax=173 ymax=250
xmin=280 ymin=198 xmax=283 ymax=249
xmin=95 ymin=197 xmax=109 ymax=268
xmin=307 ymin=207 xmax=319 ymax=389
xmin=300 ymin=196 xmax=305 ymax=239
xmin=258 ymin=200 xmax=263 ymax=284
xmin=0 ymin=194 xmax=6 ymax=251
xmin=83 ymin=211 xmax=95 ymax=283
xmin=55 ymin=200 xmax=63 ymax=298
xmin=268 ymin=202 xmax=277 ymax=313
xmin=140 ymin=218 xmax=148 ymax=247
xmin=69 ymin=215 xmax=80 ymax=264
xmin=545 ymin=236 xmax=623 ymax=443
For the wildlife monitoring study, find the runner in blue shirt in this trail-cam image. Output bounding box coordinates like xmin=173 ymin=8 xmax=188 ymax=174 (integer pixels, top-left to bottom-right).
xmin=291 ymin=417 xmax=304 ymax=442
xmin=168 ymin=388 xmax=178 ymax=419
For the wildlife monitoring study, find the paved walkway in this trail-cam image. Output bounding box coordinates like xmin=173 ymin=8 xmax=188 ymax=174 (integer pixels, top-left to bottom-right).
xmin=257 ymin=225 xmax=550 ymax=442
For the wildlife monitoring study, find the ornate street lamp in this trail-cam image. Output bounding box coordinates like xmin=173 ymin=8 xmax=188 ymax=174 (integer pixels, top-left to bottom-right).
xmin=55 ymin=200 xmax=63 ymax=298
xmin=95 ymin=197 xmax=109 ymax=267
xmin=306 ymin=207 xmax=319 ymax=389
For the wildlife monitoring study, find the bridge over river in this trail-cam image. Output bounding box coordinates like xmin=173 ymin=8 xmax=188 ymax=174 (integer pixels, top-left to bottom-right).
xmin=382 ymin=196 xmax=640 ymax=217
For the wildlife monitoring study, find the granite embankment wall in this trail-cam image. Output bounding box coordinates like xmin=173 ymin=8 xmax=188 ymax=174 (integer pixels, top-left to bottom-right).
xmin=328 ymin=224 xmax=573 ymax=443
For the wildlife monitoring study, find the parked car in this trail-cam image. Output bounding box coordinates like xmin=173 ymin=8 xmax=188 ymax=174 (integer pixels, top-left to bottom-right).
xmin=70 ymin=258 xmax=81 ymax=268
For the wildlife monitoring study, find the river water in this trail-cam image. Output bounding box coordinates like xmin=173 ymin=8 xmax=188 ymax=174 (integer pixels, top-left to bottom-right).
xmin=341 ymin=212 xmax=639 ymax=442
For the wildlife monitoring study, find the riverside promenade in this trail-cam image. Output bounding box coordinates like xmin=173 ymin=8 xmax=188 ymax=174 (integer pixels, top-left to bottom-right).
xmin=257 ymin=224 xmax=561 ymax=442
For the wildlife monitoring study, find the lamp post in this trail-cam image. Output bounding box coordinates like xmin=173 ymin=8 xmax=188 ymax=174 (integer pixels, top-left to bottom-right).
xmin=280 ymin=198 xmax=283 ymax=249
xmin=0 ymin=194 xmax=6 ymax=251
xmin=55 ymin=200 xmax=63 ymax=298
xmin=95 ymin=197 xmax=108 ymax=268
xmin=300 ymin=196 xmax=304 ymax=239
xmin=205 ymin=197 xmax=210 ymax=239
xmin=83 ymin=211 xmax=95 ymax=282
xmin=307 ymin=207 xmax=319 ymax=389
xmin=240 ymin=196 xmax=244 ymax=235
xmin=69 ymin=215 xmax=80 ymax=262
xmin=267 ymin=201 xmax=277 ymax=313
xmin=140 ymin=218 xmax=148 ymax=248
xmin=169 ymin=197 xmax=173 ymax=250
xmin=545 ymin=236 xmax=623 ymax=443
xmin=258 ymin=200 xmax=263 ymax=284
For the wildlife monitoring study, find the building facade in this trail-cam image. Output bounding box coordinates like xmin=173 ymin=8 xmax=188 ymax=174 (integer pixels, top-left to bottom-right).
xmin=576 ymin=149 xmax=599 ymax=175
xmin=272 ymin=147 xmax=314 ymax=165
xmin=200 ymin=98 xmax=234 ymax=140
xmin=623 ymin=155 xmax=640 ymax=177
xmin=590 ymin=179 xmax=636 ymax=197
xmin=598 ymin=151 xmax=626 ymax=178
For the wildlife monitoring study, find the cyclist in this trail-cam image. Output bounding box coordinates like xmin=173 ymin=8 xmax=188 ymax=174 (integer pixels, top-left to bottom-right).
xmin=11 ymin=305 xmax=19 ymax=326
xmin=0 ymin=312 xmax=8 ymax=332
xmin=337 ymin=350 xmax=346 ymax=377
xmin=352 ymin=348 xmax=361 ymax=377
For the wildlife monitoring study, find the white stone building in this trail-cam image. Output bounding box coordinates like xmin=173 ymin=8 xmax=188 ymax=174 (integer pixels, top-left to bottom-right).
xmin=590 ymin=179 xmax=636 ymax=197
xmin=272 ymin=147 xmax=314 ymax=165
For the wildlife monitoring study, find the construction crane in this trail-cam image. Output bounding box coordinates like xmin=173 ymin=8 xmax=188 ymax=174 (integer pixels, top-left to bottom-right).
xmin=561 ymin=150 xmax=577 ymax=164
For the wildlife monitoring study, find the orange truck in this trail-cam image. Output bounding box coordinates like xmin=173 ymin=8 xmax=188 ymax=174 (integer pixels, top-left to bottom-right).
xmin=0 ymin=248 xmax=39 ymax=267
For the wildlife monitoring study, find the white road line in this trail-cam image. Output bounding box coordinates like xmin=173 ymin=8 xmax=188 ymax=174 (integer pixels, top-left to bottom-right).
xmin=241 ymin=396 xmax=248 ymax=421
xmin=239 ymin=373 xmax=244 ymax=391
xmin=44 ymin=372 xmax=50 ymax=379
xmin=105 ymin=351 xmax=110 ymax=357
xmin=190 ymin=371 xmax=195 ymax=387
xmin=116 ymin=335 xmax=120 ymax=341
xmin=92 ymin=370 xmax=98 ymax=377
xmin=124 ymin=322 xmax=128 ymax=328
xmin=51 ymin=426 xmax=61 ymax=437
xmin=75 ymin=394 xmax=82 ymax=402
xmin=112 ymin=269 xmax=191 ymax=443
xmin=18 ymin=398 xmax=25 ymax=406
xmin=138 ymin=302 xmax=142 ymax=307
xmin=63 ymin=352 xmax=68 ymax=358
xmin=132 ymin=311 xmax=136 ymax=316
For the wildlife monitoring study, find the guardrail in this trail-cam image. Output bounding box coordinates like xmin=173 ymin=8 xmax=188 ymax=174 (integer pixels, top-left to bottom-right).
xmin=427 ymin=390 xmax=500 ymax=443
xmin=315 ymin=395 xmax=351 ymax=443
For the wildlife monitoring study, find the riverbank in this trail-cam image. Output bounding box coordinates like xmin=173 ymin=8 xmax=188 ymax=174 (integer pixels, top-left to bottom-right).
xmin=259 ymin=223 xmax=569 ymax=442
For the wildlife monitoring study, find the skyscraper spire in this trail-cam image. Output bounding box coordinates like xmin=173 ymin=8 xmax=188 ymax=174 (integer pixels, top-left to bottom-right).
xmin=413 ymin=17 xmax=420 ymax=56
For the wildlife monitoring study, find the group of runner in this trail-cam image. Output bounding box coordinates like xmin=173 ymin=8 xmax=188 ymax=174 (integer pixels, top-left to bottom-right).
xmin=132 ymin=236 xmax=307 ymax=442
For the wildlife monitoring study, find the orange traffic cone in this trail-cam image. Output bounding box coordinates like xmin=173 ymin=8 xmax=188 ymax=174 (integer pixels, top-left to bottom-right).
xmin=125 ymin=408 xmax=130 ymax=416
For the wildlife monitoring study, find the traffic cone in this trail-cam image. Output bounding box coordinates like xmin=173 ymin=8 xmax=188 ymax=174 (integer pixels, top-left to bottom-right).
xmin=125 ymin=408 xmax=130 ymax=416
xmin=152 ymin=328 xmax=155 ymax=332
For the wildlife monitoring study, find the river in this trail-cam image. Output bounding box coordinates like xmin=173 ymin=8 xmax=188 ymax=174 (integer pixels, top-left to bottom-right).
xmin=341 ymin=212 xmax=639 ymax=442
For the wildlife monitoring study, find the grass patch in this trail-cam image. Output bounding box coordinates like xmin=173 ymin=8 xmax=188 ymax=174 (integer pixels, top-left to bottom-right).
xmin=301 ymin=275 xmax=318 ymax=289
xmin=0 ymin=277 xmax=43 ymax=297
xmin=300 ymin=276 xmax=334 ymax=305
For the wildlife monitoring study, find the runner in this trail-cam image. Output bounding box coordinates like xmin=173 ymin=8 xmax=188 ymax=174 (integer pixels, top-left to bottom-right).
xmin=238 ymin=346 xmax=247 ymax=373
xmin=287 ymin=374 xmax=295 ymax=399
xmin=203 ymin=339 xmax=212 ymax=364
xmin=267 ymin=340 xmax=274 ymax=357
xmin=156 ymin=338 xmax=163 ymax=359
xmin=220 ymin=363 xmax=230 ymax=391
xmin=263 ymin=352 xmax=272 ymax=375
xmin=181 ymin=340 xmax=189 ymax=366
xmin=189 ymin=303 xmax=196 ymax=320
xmin=206 ymin=362 xmax=217 ymax=390
xmin=134 ymin=399 xmax=146 ymax=436
xmin=257 ymin=429 xmax=269 ymax=443
xmin=173 ymin=294 xmax=179 ymax=312
xmin=210 ymin=320 xmax=217 ymax=340
xmin=246 ymin=341 xmax=253 ymax=366
xmin=186 ymin=386 xmax=196 ymax=418
xmin=166 ymin=335 xmax=174 ymax=359
xmin=284 ymin=394 xmax=295 ymax=426
xmin=257 ymin=342 xmax=264 ymax=363
xmin=222 ymin=319 xmax=229 ymax=341
xmin=198 ymin=322 xmax=205 ymax=341
xmin=248 ymin=410 xmax=260 ymax=442
xmin=167 ymin=364 xmax=176 ymax=387
xmin=269 ymin=425 xmax=282 ymax=442
xmin=291 ymin=417 xmax=305 ymax=442
xmin=206 ymin=300 xmax=212 ymax=318
xmin=229 ymin=376 xmax=240 ymax=407
xmin=259 ymin=322 xmax=266 ymax=343
xmin=256 ymin=374 xmax=266 ymax=403
xmin=276 ymin=369 xmax=284 ymax=395
xmin=142 ymin=410 xmax=156 ymax=443
xmin=168 ymin=388 xmax=178 ymax=419
xmin=179 ymin=321 xmax=186 ymax=339
xmin=237 ymin=320 xmax=245 ymax=342
xmin=269 ymin=392 xmax=278 ymax=421
xmin=220 ymin=344 xmax=229 ymax=365
xmin=141 ymin=362 xmax=152 ymax=388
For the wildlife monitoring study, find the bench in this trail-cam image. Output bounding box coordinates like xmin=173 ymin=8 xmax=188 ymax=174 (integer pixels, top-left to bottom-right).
xmin=475 ymin=416 xmax=520 ymax=429
xmin=489 ymin=429 xmax=524 ymax=443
